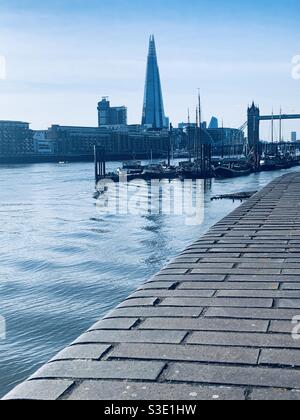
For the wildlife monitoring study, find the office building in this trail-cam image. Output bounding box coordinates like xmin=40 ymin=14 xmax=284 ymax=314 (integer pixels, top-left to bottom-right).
xmin=209 ymin=117 xmax=219 ymax=129
xmin=208 ymin=127 xmax=245 ymax=156
xmin=178 ymin=122 xmax=197 ymax=130
xmin=97 ymin=97 xmax=127 ymax=127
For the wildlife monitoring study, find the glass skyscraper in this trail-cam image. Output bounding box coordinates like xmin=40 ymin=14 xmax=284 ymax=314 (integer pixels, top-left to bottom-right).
xmin=142 ymin=35 xmax=168 ymax=129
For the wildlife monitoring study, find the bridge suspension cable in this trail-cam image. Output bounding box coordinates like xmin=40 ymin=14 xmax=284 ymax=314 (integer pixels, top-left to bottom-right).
xmin=238 ymin=121 xmax=247 ymax=132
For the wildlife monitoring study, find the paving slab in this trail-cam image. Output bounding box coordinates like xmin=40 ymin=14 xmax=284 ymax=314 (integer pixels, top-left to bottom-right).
xmin=159 ymin=297 xmax=274 ymax=308
xmin=186 ymin=331 xmax=300 ymax=349
xmin=3 ymin=380 xmax=74 ymax=401
xmin=178 ymin=282 xmax=279 ymax=290
xmin=51 ymin=344 xmax=111 ymax=361
xmin=110 ymin=343 xmax=260 ymax=365
xmin=259 ymin=349 xmax=300 ymax=367
xmin=250 ymin=388 xmax=300 ymax=401
xmin=269 ymin=320 xmax=294 ymax=334
xmin=72 ymin=330 xmax=187 ymax=345
xmin=67 ymin=381 xmax=246 ymax=401
xmin=30 ymin=360 xmax=166 ymax=381
xmin=205 ymin=307 xmax=299 ymax=320
xmin=166 ymin=363 xmax=300 ymax=389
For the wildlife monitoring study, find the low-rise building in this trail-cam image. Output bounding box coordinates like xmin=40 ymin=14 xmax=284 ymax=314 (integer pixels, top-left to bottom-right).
xmin=0 ymin=121 xmax=34 ymax=156
xmin=46 ymin=125 xmax=169 ymax=160
xmin=33 ymin=131 xmax=55 ymax=155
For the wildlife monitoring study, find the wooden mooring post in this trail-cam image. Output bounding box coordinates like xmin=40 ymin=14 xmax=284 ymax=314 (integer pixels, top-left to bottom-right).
xmin=94 ymin=146 xmax=106 ymax=185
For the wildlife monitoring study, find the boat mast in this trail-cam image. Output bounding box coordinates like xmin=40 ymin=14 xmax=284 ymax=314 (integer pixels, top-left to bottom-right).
xmin=221 ymin=119 xmax=224 ymax=159
xmin=188 ymin=108 xmax=192 ymax=162
xmin=271 ymin=109 xmax=274 ymax=144
xmin=168 ymin=123 xmax=172 ymax=167
xmin=279 ymin=107 xmax=282 ymax=143
xmin=198 ymin=89 xmax=202 ymax=131
xmin=198 ymin=89 xmax=202 ymax=162
xmin=195 ymin=106 xmax=199 ymax=160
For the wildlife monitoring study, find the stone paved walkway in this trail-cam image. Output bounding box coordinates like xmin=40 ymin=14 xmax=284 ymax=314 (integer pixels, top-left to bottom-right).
xmin=4 ymin=173 xmax=300 ymax=400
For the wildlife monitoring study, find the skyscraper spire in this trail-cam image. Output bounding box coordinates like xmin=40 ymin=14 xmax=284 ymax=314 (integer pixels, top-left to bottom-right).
xmin=198 ymin=89 xmax=202 ymax=128
xmin=142 ymin=35 xmax=167 ymax=129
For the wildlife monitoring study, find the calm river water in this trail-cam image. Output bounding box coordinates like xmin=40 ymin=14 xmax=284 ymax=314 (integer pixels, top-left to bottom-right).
xmin=0 ymin=161 xmax=300 ymax=396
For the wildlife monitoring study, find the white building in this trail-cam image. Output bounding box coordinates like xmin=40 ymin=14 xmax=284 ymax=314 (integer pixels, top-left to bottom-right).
xmin=33 ymin=131 xmax=55 ymax=154
xmin=291 ymin=131 xmax=297 ymax=142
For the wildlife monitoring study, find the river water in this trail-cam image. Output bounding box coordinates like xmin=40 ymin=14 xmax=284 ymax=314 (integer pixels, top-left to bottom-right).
xmin=0 ymin=161 xmax=299 ymax=397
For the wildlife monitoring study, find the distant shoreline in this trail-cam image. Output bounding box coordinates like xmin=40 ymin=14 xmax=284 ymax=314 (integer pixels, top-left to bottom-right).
xmin=0 ymin=152 xmax=173 ymax=165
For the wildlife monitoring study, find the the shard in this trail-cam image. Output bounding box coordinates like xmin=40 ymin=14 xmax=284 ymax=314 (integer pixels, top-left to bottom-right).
xmin=142 ymin=35 xmax=167 ymax=129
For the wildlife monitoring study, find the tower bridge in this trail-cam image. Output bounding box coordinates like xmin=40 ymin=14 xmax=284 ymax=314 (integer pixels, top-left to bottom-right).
xmin=248 ymin=103 xmax=300 ymax=148
xmin=259 ymin=113 xmax=300 ymax=121
xmin=247 ymin=103 xmax=300 ymax=167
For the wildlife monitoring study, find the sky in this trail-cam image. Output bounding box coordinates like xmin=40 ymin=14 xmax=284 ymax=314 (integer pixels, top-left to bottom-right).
xmin=0 ymin=0 xmax=300 ymax=139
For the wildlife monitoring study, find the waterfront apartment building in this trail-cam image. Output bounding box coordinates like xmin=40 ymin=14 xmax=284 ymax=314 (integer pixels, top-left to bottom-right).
xmin=47 ymin=125 xmax=169 ymax=160
xmin=0 ymin=121 xmax=34 ymax=156
xmin=97 ymin=97 xmax=127 ymax=127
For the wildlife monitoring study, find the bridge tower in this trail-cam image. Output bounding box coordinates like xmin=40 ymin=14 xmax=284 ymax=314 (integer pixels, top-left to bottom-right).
xmin=247 ymin=102 xmax=260 ymax=169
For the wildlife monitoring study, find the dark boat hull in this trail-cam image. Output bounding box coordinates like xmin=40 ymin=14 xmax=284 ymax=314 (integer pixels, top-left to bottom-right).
xmin=214 ymin=166 xmax=252 ymax=179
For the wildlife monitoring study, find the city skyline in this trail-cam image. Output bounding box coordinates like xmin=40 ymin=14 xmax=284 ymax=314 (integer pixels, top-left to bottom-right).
xmin=0 ymin=0 xmax=300 ymax=138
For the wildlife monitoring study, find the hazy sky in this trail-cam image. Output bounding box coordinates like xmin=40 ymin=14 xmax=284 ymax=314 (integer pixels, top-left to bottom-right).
xmin=0 ymin=0 xmax=300 ymax=139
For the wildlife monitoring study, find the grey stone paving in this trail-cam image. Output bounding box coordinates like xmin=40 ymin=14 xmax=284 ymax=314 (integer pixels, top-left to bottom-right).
xmin=4 ymin=173 xmax=300 ymax=400
xmin=66 ymin=381 xmax=246 ymax=401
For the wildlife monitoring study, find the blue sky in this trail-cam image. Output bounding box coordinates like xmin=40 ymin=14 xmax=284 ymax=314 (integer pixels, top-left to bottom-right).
xmin=0 ymin=0 xmax=300 ymax=138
